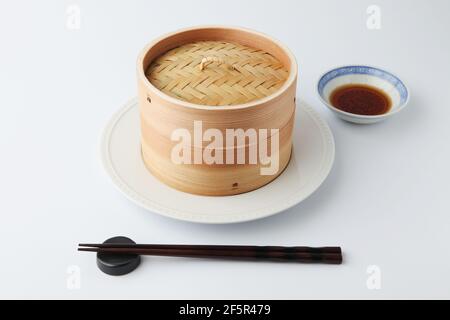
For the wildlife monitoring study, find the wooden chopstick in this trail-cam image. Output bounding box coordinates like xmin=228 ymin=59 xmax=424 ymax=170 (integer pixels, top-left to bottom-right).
xmin=78 ymin=245 xmax=343 ymax=264
xmin=78 ymin=243 xmax=342 ymax=254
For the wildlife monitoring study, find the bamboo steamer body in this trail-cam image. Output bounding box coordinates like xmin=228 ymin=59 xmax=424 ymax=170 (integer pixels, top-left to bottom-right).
xmin=137 ymin=26 xmax=298 ymax=196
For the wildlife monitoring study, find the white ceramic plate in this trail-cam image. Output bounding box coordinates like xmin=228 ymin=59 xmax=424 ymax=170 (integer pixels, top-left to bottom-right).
xmin=101 ymin=98 xmax=335 ymax=224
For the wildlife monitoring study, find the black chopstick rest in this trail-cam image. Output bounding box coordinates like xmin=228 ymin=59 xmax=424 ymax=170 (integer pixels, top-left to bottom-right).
xmin=96 ymin=236 xmax=141 ymax=276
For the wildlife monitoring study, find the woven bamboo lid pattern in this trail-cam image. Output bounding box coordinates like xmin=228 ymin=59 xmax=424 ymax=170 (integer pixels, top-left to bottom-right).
xmin=146 ymin=41 xmax=289 ymax=106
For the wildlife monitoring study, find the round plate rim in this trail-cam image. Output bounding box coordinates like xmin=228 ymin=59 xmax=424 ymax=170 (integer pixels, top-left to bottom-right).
xmin=100 ymin=98 xmax=335 ymax=224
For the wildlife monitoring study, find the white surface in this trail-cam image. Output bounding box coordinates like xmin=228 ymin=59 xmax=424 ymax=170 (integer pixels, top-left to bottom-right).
xmin=0 ymin=0 xmax=449 ymax=299
xmin=101 ymin=99 xmax=334 ymax=224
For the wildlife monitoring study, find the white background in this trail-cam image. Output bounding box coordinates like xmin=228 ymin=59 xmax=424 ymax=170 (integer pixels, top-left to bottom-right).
xmin=1 ymin=0 xmax=449 ymax=299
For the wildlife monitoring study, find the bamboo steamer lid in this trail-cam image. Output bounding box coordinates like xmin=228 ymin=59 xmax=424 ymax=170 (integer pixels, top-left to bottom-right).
xmin=145 ymin=40 xmax=289 ymax=106
xmin=137 ymin=26 xmax=298 ymax=196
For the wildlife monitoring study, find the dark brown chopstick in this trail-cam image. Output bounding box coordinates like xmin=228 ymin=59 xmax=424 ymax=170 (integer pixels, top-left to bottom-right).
xmin=78 ymin=244 xmax=342 ymax=264
xmin=79 ymin=243 xmax=341 ymax=254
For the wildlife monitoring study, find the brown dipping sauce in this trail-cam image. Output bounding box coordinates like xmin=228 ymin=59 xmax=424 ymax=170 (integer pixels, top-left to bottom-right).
xmin=330 ymin=84 xmax=392 ymax=116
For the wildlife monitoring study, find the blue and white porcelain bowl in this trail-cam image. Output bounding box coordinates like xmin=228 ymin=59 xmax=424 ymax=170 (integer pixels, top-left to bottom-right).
xmin=317 ymin=65 xmax=409 ymax=124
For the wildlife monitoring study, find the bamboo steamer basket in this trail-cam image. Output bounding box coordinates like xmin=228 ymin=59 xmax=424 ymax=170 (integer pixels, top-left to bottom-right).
xmin=137 ymin=26 xmax=298 ymax=196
